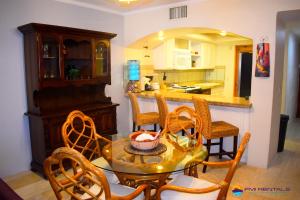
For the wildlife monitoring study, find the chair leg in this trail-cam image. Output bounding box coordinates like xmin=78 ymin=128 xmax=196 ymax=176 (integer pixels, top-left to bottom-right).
xmin=132 ymin=122 xmax=136 ymax=132
xmin=154 ymin=124 xmax=157 ymax=131
xmin=181 ymin=130 xmax=185 ymax=136
xmin=138 ymin=126 xmax=141 ymax=131
xmin=203 ymin=139 xmax=211 ymax=173
xmin=219 ymin=137 xmax=223 ymax=159
xmin=233 ymin=135 xmax=238 ymax=158
xmin=191 ymin=128 xmax=194 ymax=134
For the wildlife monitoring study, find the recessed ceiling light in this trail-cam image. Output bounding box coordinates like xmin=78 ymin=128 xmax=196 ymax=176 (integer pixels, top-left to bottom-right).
xmin=119 ymin=0 xmax=138 ymax=4
xmin=220 ymin=30 xmax=227 ymax=36
xmin=158 ymin=31 xmax=164 ymax=41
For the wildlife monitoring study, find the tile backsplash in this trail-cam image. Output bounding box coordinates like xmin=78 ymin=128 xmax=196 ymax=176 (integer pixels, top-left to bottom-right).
xmin=204 ymin=66 xmax=225 ymax=81
xmin=157 ymin=70 xmax=205 ymax=84
xmin=139 ymin=65 xmax=224 ymax=84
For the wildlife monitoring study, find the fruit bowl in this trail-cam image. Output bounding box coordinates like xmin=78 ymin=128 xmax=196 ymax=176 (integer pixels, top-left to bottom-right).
xmin=129 ymin=131 xmax=160 ymax=150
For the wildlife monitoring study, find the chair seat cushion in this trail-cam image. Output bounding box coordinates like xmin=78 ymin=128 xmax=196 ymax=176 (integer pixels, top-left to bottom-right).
xmin=210 ymin=121 xmax=239 ymax=139
xmin=160 ymin=174 xmax=220 ymax=200
xmin=168 ymin=116 xmax=194 ymax=133
xmin=81 ymin=183 xmax=144 ymax=200
xmin=137 ymin=112 xmax=159 ymax=125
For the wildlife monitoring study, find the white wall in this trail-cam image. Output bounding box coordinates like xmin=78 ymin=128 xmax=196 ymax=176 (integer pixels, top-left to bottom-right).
xmin=124 ymin=0 xmax=300 ymax=168
xmin=282 ymin=32 xmax=299 ymax=120
xmin=0 ymin=0 xmax=127 ymax=177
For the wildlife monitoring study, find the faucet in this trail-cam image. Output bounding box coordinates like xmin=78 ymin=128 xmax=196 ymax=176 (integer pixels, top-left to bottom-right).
xmin=163 ymin=72 xmax=167 ymax=81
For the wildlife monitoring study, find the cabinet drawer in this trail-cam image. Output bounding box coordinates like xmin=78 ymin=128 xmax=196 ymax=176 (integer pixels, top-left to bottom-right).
xmin=87 ymin=107 xmax=117 ymax=135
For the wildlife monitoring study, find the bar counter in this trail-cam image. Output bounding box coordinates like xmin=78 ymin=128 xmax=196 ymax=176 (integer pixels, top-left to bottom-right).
xmin=132 ymin=90 xmax=252 ymax=108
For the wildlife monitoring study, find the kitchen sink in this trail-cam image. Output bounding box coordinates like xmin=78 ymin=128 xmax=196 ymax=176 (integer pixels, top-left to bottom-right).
xmin=168 ymin=85 xmax=211 ymax=94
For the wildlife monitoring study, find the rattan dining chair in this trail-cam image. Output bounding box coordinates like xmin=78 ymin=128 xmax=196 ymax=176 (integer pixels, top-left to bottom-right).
xmin=192 ymin=96 xmax=239 ymax=173
xmin=128 ymin=92 xmax=159 ymax=132
xmin=155 ymin=93 xmax=194 ymax=133
xmin=156 ymin=132 xmax=251 ymax=200
xmin=158 ymin=105 xmax=204 ymax=191
xmin=61 ymin=110 xmax=118 ymax=183
xmin=162 ymin=105 xmax=203 ymax=154
xmin=44 ymin=147 xmax=148 ymax=200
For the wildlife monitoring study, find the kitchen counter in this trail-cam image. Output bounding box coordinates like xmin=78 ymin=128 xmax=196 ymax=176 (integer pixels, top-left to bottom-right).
xmin=132 ymin=90 xmax=251 ymax=108
xmin=193 ymin=82 xmax=222 ymax=89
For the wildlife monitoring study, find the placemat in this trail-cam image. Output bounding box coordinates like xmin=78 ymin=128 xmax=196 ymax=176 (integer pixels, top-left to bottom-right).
xmin=124 ymin=143 xmax=167 ymax=156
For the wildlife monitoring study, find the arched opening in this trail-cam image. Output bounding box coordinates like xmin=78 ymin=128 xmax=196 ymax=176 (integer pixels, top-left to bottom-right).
xmin=124 ymin=27 xmax=253 ymax=97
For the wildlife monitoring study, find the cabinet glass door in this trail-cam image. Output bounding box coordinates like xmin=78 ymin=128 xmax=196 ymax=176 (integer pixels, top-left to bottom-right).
xmin=63 ymin=37 xmax=92 ymax=80
xmin=95 ymin=41 xmax=108 ymax=77
xmin=40 ymin=34 xmax=60 ymax=79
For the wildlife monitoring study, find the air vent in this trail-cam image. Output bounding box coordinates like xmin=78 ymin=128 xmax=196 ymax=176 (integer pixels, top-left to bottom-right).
xmin=169 ymin=5 xmax=187 ymax=19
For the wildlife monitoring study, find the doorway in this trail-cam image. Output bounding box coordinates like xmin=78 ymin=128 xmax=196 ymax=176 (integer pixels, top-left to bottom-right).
xmin=276 ymin=10 xmax=300 ymax=155
xmin=234 ymin=45 xmax=253 ymax=97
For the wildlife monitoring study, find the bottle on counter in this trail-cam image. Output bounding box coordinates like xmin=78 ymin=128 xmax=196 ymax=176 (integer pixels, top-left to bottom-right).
xmin=160 ymin=72 xmax=167 ymax=90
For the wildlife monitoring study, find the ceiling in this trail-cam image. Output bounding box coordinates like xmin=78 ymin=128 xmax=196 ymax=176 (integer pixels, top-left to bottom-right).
xmin=56 ymin=0 xmax=188 ymax=13
xmin=127 ymin=28 xmax=253 ymax=49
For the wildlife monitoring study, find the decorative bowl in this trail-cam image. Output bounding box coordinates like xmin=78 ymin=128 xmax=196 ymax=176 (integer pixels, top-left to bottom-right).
xmin=129 ymin=131 xmax=160 ymax=150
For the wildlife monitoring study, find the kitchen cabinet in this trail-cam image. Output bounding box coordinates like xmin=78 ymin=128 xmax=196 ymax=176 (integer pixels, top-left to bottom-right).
xmin=153 ymin=39 xmax=174 ymax=69
xmin=153 ymin=39 xmax=191 ymax=70
xmin=153 ymin=39 xmax=216 ymax=70
xmin=191 ymin=42 xmax=216 ymax=69
xmin=18 ymin=23 xmax=119 ymax=175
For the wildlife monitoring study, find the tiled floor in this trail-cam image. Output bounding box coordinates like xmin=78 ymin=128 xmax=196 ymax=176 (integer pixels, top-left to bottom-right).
xmin=3 ymin=119 xmax=300 ymax=199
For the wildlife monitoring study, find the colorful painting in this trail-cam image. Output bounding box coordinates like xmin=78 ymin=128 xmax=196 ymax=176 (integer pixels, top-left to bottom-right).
xmin=255 ymin=43 xmax=270 ymax=77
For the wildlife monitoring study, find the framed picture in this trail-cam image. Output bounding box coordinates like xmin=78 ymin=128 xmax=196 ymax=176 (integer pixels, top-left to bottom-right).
xmin=255 ymin=43 xmax=270 ymax=77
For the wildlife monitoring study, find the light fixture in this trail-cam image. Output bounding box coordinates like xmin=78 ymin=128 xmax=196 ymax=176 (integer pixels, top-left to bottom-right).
xmin=220 ymin=30 xmax=227 ymax=36
xmin=156 ymin=165 xmax=163 ymax=170
xmin=158 ymin=31 xmax=164 ymax=41
xmin=119 ymin=0 xmax=138 ymax=4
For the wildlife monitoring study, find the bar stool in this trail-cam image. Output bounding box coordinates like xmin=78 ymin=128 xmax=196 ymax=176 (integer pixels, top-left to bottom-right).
xmin=155 ymin=93 xmax=194 ymax=133
xmin=192 ymin=96 xmax=239 ymax=173
xmin=128 ymin=92 xmax=159 ymax=132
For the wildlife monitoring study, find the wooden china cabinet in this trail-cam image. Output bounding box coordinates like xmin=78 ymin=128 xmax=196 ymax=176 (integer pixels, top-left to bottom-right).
xmin=18 ymin=23 xmax=119 ymax=175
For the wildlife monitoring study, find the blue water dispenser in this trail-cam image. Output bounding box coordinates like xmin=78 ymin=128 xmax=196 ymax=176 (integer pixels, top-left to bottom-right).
xmin=126 ymin=60 xmax=140 ymax=92
xmin=128 ymin=60 xmax=140 ymax=81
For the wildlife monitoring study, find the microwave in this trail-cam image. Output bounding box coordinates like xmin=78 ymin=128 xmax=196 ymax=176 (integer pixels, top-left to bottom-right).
xmin=173 ymin=49 xmax=191 ymax=69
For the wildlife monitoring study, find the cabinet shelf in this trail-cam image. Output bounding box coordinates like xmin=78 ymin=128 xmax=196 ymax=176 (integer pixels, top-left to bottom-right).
xmin=65 ymin=58 xmax=91 ymax=60
xmin=43 ymin=56 xmax=57 ymax=59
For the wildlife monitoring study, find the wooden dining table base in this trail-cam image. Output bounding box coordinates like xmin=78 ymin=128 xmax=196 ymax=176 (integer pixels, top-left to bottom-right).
xmin=114 ymin=172 xmax=171 ymax=199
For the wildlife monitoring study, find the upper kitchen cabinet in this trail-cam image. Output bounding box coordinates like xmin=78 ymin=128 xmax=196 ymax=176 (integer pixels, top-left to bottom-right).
xmin=153 ymin=38 xmax=191 ymax=70
xmin=191 ymin=42 xmax=216 ymax=69
xmin=18 ymin=23 xmax=116 ymax=89
xmin=153 ymin=39 xmax=174 ymax=70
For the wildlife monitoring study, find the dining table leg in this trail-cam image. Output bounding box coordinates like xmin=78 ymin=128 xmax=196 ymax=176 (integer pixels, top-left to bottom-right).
xmin=113 ymin=172 xmax=171 ymax=199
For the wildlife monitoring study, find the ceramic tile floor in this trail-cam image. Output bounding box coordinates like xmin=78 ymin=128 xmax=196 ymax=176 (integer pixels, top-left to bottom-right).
xmin=3 ymin=119 xmax=300 ymax=199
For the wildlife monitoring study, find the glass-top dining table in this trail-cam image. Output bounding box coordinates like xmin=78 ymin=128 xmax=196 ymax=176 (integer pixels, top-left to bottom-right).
xmin=92 ymin=134 xmax=207 ymax=190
